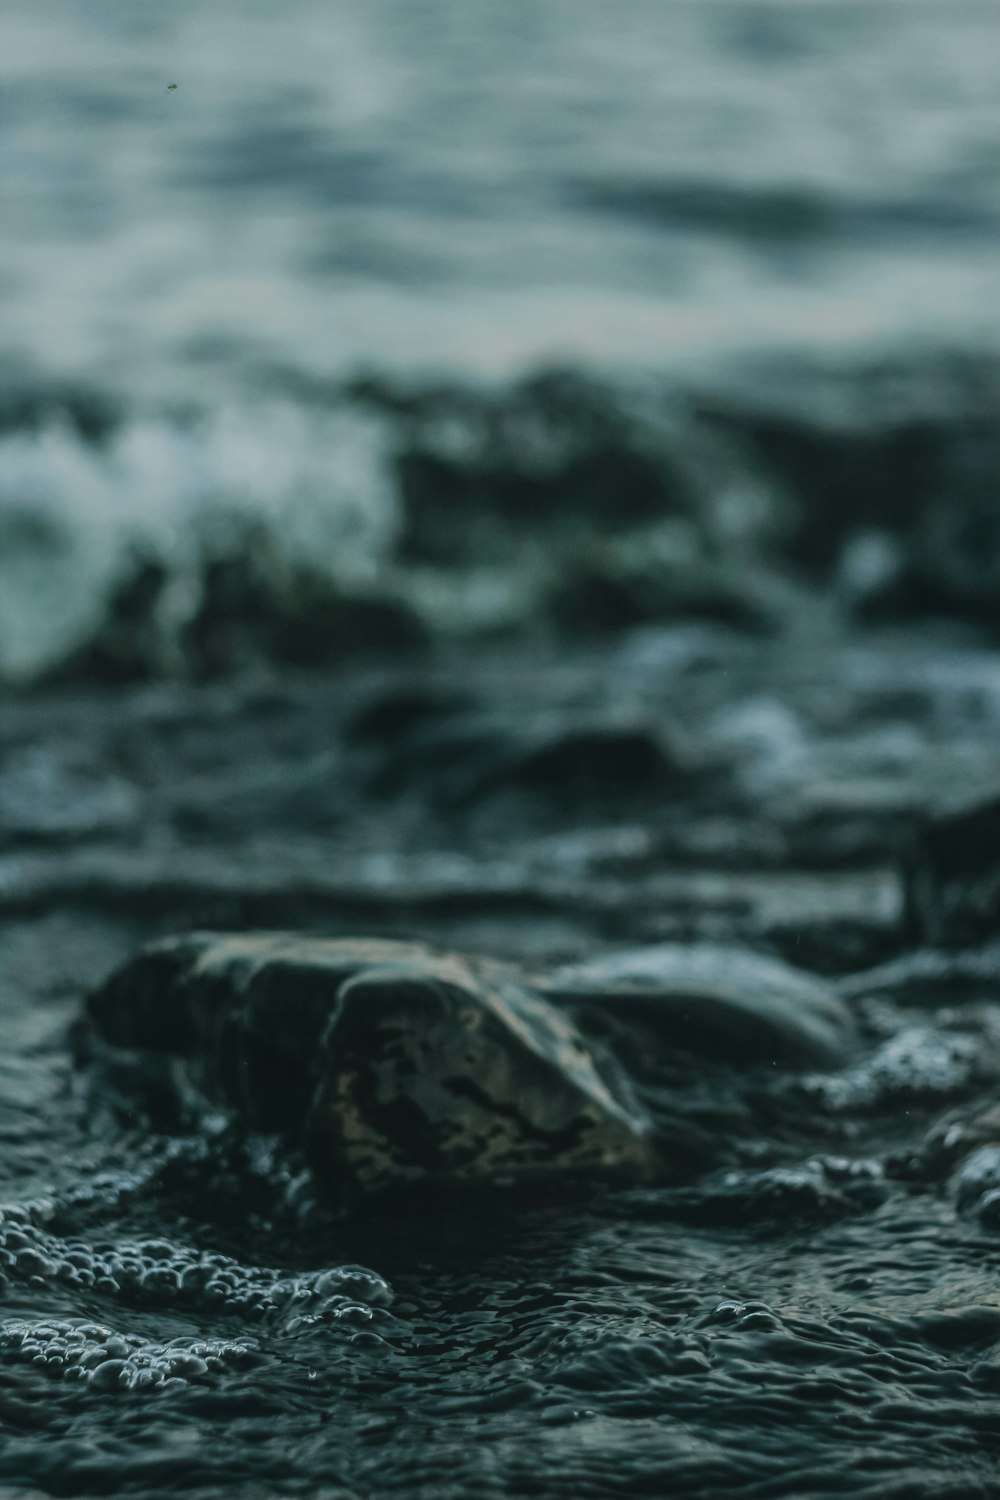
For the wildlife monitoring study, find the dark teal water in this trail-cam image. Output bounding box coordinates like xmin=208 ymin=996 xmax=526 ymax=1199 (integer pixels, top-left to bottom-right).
xmin=4 ymin=0 xmax=1000 ymax=392
xmin=4 ymin=626 xmax=1000 ymax=1497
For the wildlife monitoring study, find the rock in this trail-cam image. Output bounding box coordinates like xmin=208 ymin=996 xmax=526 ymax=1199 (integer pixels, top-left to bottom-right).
xmin=542 ymin=943 xmax=855 ymax=1067
xmin=310 ymin=961 xmax=657 ymax=1195
xmin=904 ymin=792 xmax=1000 ymax=947
xmin=84 ymin=934 xmax=856 ymax=1195
xmin=84 ymin=934 xmax=657 ymax=1195
xmin=367 ymin=709 xmax=691 ymax=808
xmin=547 ymin=541 xmax=777 ymax=636
xmin=838 ymin=943 xmax=1000 ymax=1003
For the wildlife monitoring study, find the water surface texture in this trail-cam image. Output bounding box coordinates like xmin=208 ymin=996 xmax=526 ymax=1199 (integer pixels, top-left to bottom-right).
xmin=4 ymin=0 xmax=1000 ymax=390
xmin=5 ymin=625 xmax=1000 ymax=1497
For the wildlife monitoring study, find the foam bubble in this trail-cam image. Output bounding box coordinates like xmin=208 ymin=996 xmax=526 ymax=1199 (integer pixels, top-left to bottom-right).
xmin=0 ymin=1317 xmax=257 ymax=1392
xmin=0 ymin=1205 xmax=393 ymax=1333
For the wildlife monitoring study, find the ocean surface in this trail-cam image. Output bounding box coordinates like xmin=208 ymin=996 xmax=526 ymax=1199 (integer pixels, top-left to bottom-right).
xmin=5 ymin=0 xmax=1000 ymax=391
xmin=2 ymin=0 xmax=1000 ymax=682
xmin=5 ymin=4 xmax=1000 ymax=1496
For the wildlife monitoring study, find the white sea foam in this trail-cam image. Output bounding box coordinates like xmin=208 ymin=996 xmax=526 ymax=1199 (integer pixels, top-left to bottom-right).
xmin=0 ymin=399 xmax=398 ymax=677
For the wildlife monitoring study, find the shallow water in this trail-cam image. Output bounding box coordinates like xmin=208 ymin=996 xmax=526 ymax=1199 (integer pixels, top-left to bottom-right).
xmin=5 ymin=624 xmax=1000 ymax=1496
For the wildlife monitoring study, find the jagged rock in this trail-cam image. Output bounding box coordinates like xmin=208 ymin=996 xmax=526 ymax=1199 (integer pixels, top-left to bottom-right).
xmin=83 ymin=933 xmax=856 ymax=1194
xmin=309 ymin=962 xmax=655 ymax=1194
xmin=84 ymin=934 xmax=657 ymax=1194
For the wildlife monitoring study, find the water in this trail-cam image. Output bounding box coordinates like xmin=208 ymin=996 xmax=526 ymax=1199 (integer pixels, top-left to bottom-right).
xmin=3 ymin=0 xmax=1000 ymax=680
xmin=4 ymin=0 xmax=1000 ymax=393
xmin=5 ymin=627 xmax=1000 ymax=1496
xmin=5 ymin=5 xmax=1000 ymax=1494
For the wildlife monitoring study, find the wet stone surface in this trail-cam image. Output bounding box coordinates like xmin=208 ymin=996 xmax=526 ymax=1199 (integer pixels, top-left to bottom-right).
xmin=5 ymin=622 xmax=1000 ymax=1495
xmin=82 ymin=931 xmax=856 ymax=1194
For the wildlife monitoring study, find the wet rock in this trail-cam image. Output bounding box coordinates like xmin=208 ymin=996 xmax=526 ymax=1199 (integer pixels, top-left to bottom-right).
xmin=838 ymin=943 xmax=1000 ymax=1003
xmin=471 ymin=720 xmax=685 ymax=803
xmin=84 ymin=934 xmax=658 ymax=1195
xmin=347 ymin=683 xmax=475 ymax=744
xmin=310 ymin=963 xmax=657 ymax=1195
xmin=367 ymin=709 xmax=691 ymax=808
xmin=653 ymin=1157 xmax=887 ymax=1228
xmin=83 ymin=933 xmax=861 ymax=1196
xmin=952 ymin=1145 xmax=1000 ymax=1214
xmin=548 ymin=537 xmax=777 ymax=636
xmin=904 ymin=792 xmax=1000 ymax=946
xmin=542 ymin=943 xmax=855 ymax=1067
xmin=805 ymin=1026 xmax=985 ymax=1113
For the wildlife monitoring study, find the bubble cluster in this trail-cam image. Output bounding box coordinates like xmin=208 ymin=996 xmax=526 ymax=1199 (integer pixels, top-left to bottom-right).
xmin=0 ymin=1317 xmax=256 ymax=1392
xmin=0 ymin=1201 xmax=393 ymax=1331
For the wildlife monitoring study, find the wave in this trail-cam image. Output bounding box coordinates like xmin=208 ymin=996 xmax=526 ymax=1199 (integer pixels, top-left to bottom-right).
xmin=1 ymin=358 xmax=999 ymax=684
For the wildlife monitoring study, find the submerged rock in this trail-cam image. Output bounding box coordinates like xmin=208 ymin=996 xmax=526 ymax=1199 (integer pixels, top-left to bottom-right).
xmin=83 ymin=933 xmax=856 ymax=1195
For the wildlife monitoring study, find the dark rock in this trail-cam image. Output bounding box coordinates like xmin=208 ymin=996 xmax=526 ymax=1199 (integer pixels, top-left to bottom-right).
xmin=367 ymin=711 xmax=691 ymax=808
xmin=310 ymin=962 xmax=657 ymax=1195
xmin=83 ymin=933 xmax=859 ymax=1196
xmin=904 ymin=792 xmax=1000 ymax=946
xmin=346 ymin=685 xmax=474 ymax=744
xmin=548 ymin=546 xmax=777 ymax=636
xmin=839 ymin=943 xmax=1000 ymax=1002
xmin=469 ymin=721 xmax=684 ymax=803
xmin=84 ymin=934 xmax=658 ymax=1194
xmin=540 ymin=943 xmax=855 ymax=1068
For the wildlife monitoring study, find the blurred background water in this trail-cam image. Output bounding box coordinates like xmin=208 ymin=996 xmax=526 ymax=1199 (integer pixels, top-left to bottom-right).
xmin=5 ymin=0 xmax=1000 ymax=392
xmin=2 ymin=0 xmax=1000 ymax=679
